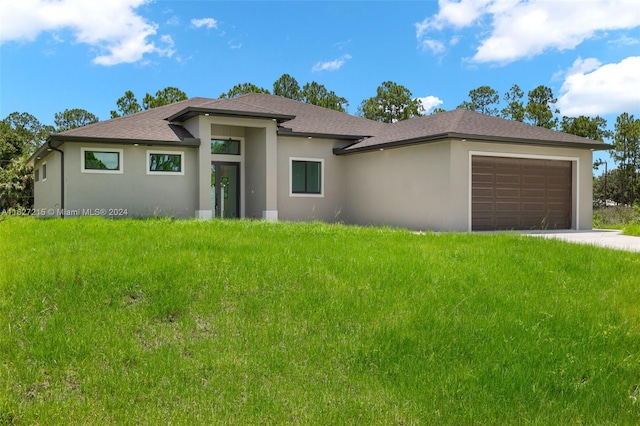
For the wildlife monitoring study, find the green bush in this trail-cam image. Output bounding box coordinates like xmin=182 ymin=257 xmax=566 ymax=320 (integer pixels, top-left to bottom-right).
xmin=593 ymin=205 xmax=640 ymax=229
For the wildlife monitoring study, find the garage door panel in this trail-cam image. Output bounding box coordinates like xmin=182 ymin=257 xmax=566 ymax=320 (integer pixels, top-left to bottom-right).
xmin=496 ymin=188 xmax=520 ymax=198
xmin=522 ymin=202 xmax=546 ymax=212
xmin=473 ymin=188 xmax=494 ymax=198
xmin=522 ymin=188 xmax=545 ymax=198
xmin=473 ymin=202 xmax=494 ymax=212
xmin=522 ymin=175 xmax=546 ymax=185
xmin=473 ymin=174 xmax=494 ymax=184
xmin=495 ymin=201 xmax=521 ymax=212
xmin=472 ymin=156 xmax=572 ymax=230
xmin=496 ymin=174 xmax=521 ymax=185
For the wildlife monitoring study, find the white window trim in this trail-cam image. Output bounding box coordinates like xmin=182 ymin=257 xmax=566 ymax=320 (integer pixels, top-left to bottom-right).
xmin=289 ymin=157 xmax=324 ymax=198
xmin=41 ymin=162 xmax=47 ymax=182
xmin=146 ymin=150 xmax=185 ymax=176
xmin=81 ymin=147 xmax=124 ymax=174
xmin=468 ymin=150 xmax=580 ymax=232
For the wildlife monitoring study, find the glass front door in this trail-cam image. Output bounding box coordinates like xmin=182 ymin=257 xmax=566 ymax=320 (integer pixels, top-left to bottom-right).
xmin=211 ymin=162 xmax=240 ymax=218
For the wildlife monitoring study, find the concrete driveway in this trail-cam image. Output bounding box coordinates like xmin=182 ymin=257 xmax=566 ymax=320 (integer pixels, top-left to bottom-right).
xmin=523 ymin=229 xmax=640 ymax=252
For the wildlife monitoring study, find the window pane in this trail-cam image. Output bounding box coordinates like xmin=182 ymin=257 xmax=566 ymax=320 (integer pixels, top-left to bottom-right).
xmin=306 ymin=162 xmax=321 ymax=193
xmin=292 ymin=160 xmax=321 ymax=194
xmin=211 ymin=139 xmax=240 ymax=155
xmin=292 ymin=161 xmax=306 ymax=193
xmin=43 ymin=164 xmax=47 ymax=179
xmin=149 ymin=154 xmax=181 ymax=172
xmin=85 ymin=151 xmax=119 ymax=170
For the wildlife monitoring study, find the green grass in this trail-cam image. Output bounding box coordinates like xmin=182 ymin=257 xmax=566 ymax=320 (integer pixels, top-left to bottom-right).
xmin=1 ymin=217 xmax=640 ymax=424
xmin=624 ymin=224 xmax=640 ymax=236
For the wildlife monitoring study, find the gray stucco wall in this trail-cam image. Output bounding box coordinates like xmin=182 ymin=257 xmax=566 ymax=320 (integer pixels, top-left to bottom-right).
xmin=59 ymin=143 xmax=198 ymax=218
xmin=276 ymin=136 xmax=349 ymax=223
xmin=34 ymin=151 xmax=62 ymax=217
xmin=245 ymin=127 xmax=267 ymax=219
xmin=342 ymin=139 xmax=594 ymax=231
xmin=343 ymin=141 xmax=454 ymax=230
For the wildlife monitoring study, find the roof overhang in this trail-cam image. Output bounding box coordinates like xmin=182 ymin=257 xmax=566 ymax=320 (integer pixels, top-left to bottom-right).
xmin=167 ymin=107 xmax=296 ymax=123
xmin=333 ymin=132 xmax=613 ymax=155
xmin=28 ymin=135 xmax=201 ymax=165
xmin=277 ymin=128 xmax=370 ymax=141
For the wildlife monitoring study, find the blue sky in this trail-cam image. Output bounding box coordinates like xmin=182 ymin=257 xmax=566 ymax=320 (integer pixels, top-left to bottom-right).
xmin=1 ymin=0 xmax=639 ymax=163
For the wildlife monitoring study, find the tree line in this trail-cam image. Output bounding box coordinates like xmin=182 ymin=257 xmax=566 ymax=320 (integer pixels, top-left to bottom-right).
xmin=1 ymin=76 xmax=638 ymax=210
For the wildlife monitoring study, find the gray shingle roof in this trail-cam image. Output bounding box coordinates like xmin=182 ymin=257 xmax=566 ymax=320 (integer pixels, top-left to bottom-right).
xmin=53 ymin=97 xmax=214 ymax=142
xmin=47 ymin=94 xmax=609 ymax=153
xmin=218 ymin=93 xmax=387 ymax=138
xmin=339 ymin=109 xmax=609 ymax=153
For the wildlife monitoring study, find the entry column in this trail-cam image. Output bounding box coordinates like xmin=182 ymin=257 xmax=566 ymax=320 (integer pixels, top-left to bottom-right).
xmin=196 ymin=117 xmax=212 ymax=219
xmin=263 ymin=121 xmax=278 ymax=220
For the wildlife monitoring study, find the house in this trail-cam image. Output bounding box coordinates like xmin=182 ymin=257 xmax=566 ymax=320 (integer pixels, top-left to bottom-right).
xmin=29 ymin=93 xmax=609 ymax=231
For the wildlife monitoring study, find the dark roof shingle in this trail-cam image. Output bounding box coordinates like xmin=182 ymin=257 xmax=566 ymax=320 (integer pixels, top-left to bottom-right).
xmin=340 ymin=109 xmax=608 ymax=152
xmin=48 ymin=94 xmax=609 ymax=153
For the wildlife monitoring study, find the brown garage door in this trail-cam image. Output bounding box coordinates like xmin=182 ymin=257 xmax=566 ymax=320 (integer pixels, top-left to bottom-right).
xmin=472 ymin=156 xmax=572 ymax=231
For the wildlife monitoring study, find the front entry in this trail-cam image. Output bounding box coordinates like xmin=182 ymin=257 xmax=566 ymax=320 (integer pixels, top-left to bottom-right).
xmin=211 ymin=162 xmax=240 ymax=218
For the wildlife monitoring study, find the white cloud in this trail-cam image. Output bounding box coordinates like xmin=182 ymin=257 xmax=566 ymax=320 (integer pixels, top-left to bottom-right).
xmin=0 ymin=0 xmax=175 ymax=66
xmin=311 ymin=54 xmax=352 ymax=72
xmin=421 ymin=39 xmax=446 ymax=54
xmin=416 ymin=96 xmax=444 ymax=114
xmin=608 ymin=35 xmax=640 ymax=46
xmin=416 ymin=0 xmax=488 ymax=36
xmin=416 ymin=0 xmax=640 ymax=64
xmin=166 ymin=16 xmax=181 ymax=26
xmin=191 ymin=18 xmax=218 ymax=29
xmin=557 ymin=56 xmax=640 ymax=116
xmin=228 ymin=40 xmax=242 ymax=49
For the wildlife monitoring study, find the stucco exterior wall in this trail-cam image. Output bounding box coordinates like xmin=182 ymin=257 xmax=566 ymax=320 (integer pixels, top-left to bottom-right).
xmin=342 ymin=139 xmax=593 ymax=231
xmin=61 ymin=143 xmax=198 ymax=218
xmin=342 ymin=141 xmax=454 ymax=230
xmin=245 ymin=127 xmax=267 ymax=219
xmin=276 ymin=136 xmax=348 ymax=223
xmin=33 ymin=151 xmax=62 ymax=217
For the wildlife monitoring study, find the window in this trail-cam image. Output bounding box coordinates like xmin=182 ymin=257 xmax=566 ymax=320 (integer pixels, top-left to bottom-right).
xmin=290 ymin=158 xmax=323 ymax=197
xmin=147 ymin=151 xmax=184 ymax=175
xmin=211 ymin=139 xmax=240 ymax=155
xmin=35 ymin=168 xmax=39 ymax=182
xmin=81 ymin=148 xmax=123 ymax=174
xmin=42 ymin=163 xmax=47 ymax=180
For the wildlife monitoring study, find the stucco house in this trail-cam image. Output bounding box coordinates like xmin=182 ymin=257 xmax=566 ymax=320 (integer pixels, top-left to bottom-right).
xmin=29 ymin=93 xmax=608 ymax=231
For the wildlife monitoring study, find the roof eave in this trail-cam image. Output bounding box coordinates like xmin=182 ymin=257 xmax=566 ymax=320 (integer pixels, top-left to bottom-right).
xmin=334 ymin=133 xmax=612 ymax=155
xmin=167 ymin=107 xmax=296 ymax=123
xmin=28 ymin=135 xmax=201 ymax=164
xmin=277 ymin=129 xmax=370 ymax=141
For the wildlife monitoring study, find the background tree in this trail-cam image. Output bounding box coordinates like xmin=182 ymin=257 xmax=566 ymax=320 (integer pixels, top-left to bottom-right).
xmin=300 ymin=82 xmax=348 ymax=112
xmin=525 ymin=85 xmax=559 ymax=129
xmin=431 ymin=107 xmax=447 ymax=114
xmin=611 ymin=113 xmax=640 ymax=205
xmin=357 ymin=81 xmax=421 ymax=123
xmin=457 ymin=85 xmax=500 ymax=116
xmin=142 ymin=87 xmax=188 ymax=109
xmin=54 ymin=108 xmax=99 ymax=132
xmin=110 ymin=91 xmax=142 ymax=118
xmin=500 ymin=84 xmax=525 ymax=122
xmin=0 ymin=113 xmax=52 ymax=209
xmin=219 ymin=83 xmax=270 ymax=99
xmin=0 ymin=153 xmax=33 ymax=210
xmin=560 ymin=115 xmax=611 ymax=141
xmin=1 ymin=112 xmax=53 ymax=156
xmin=273 ymin=74 xmax=302 ymax=100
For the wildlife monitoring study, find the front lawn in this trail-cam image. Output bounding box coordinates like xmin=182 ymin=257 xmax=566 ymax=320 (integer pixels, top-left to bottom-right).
xmin=1 ymin=217 xmax=639 ymax=424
